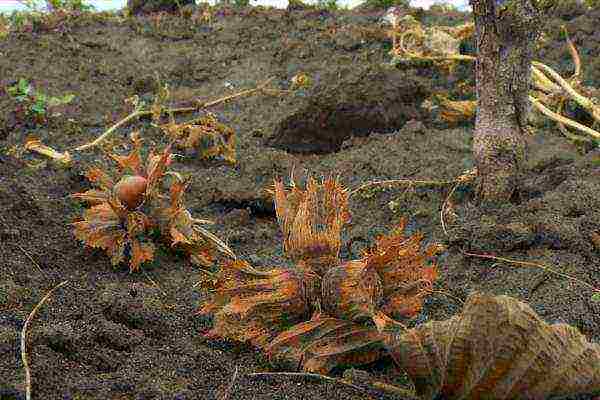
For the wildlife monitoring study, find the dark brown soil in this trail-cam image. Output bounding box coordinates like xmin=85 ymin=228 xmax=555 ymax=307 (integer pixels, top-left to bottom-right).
xmin=1 ymin=5 xmax=599 ymax=400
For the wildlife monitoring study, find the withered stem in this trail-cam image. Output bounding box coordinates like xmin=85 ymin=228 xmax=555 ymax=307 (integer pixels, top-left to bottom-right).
xmin=21 ymin=280 xmax=69 ymax=400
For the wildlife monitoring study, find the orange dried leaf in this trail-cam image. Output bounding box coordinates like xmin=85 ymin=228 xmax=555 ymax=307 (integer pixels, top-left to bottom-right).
xmin=130 ymin=240 xmax=155 ymax=272
xmin=71 ymin=189 xmax=109 ymax=205
xmin=86 ymin=168 xmax=115 ymax=190
xmin=110 ymin=132 xmax=143 ymax=175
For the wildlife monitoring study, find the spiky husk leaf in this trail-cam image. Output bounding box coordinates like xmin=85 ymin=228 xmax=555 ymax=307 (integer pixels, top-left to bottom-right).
xmin=199 ymin=260 xmax=318 ymax=348
xmin=362 ymin=218 xmax=440 ymax=320
xmin=273 ymin=176 xmax=350 ymax=275
xmin=266 ymin=313 xmax=386 ymax=374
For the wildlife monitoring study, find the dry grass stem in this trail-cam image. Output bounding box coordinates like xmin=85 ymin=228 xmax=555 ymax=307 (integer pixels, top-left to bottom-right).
xmin=14 ymin=244 xmax=48 ymax=278
xmin=461 ymin=251 xmax=599 ymax=295
xmin=348 ymin=178 xmax=458 ymax=197
xmin=21 ymin=280 xmax=69 ymax=400
xmin=245 ymin=372 xmax=372 ymax=398
xmin=219 ymin=366 xmax=239 ymax=400
xmin=562 ymin=26 xmax=581 ymax=81
xmin=371 ymin=381 xmax=419 ymax=400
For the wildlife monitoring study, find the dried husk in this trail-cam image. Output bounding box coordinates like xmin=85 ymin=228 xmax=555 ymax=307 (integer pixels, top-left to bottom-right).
xmin=160 ymin=113 xmax=236 ymax=164
xmin=273 ymin=176 xmax=350 ymax=275
xmin=321 ymin=260 xmax=383 ymax=323
xmin=266 ymin=313 xmax=386 ymax=374
xmin=199 ymin=260 xmax=319 ymax=348
xmin=201 ymin=177 xmax=441 ymax=373
xmin=72 ymin=133 xmax=230 ymax=271
xmin=382 ymin=293 xmax=600 ymax=400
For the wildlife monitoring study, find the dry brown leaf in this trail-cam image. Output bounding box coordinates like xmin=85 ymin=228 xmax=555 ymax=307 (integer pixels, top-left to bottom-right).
xmin=382 ymin=293 xmax=600 ymax=400
xmin=160 ymin=113 xmax=236 ymax=164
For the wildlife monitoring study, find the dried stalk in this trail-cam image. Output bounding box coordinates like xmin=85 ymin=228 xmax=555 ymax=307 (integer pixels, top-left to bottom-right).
xmin=461 ymin=250 xmax=600 ymax=296
xmin=530 ymin=95 xmax=600 ymax=139
xmin=245 ymin=372 xmax=372 ymax=398
xmin=348 ymin=178 xmax=459 ymax=197
xmin=21 ymin=280 xmax=69 ymax=400
xmin=532 ymin=61 xmax=600 ymax=122
xmin=562 ymin=25 xmax=581 ymax=82
xmin=75 ymin=77 xmax=276 ymax=152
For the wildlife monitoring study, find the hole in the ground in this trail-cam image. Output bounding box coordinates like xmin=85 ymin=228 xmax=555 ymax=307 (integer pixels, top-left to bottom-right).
xmin=211 ymin=199 xmax=275 ymax=219
xmin=266 ymin=67 xmax=430 ymax=154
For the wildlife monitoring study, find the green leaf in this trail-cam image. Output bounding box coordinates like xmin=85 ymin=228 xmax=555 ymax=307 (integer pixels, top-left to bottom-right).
xmin=48 ymin=93 xmax=75 ymax=106
xmin=30 ymin=102 xmax=46 ymax=115
xmin=592 ymin=292 xmax=600 ymax=303
xmin=18 ymin=78 xmax=31 ymax=95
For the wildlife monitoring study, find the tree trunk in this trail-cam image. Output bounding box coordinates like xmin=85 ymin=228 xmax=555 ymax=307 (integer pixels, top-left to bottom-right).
xmin=470 ymin=0 xmax=541 ymax=204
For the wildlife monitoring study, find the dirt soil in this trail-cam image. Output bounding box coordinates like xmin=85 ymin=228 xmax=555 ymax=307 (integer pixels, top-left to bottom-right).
xmin=1 ymin=4 xmax=600 ymax=400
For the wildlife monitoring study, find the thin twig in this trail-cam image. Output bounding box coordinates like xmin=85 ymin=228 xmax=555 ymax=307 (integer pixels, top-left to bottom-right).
xmin=15 ymin=244 xmax=48 ymax=278
xmin=348 ymin=178 xmax=457 ymax=197
xmin=440 ymin=181 xmax=460 ymax=236
xmin=562 ymin=25 xmax=581 ymax=82
xmin=371 ymin=381 xmax=419 ymax=400
xmin=461 ymin=251 xmax=600 ymax=295
xmin=196 ymin=77 xmax=275 ymax=109
xmin=74 ymin=110 xmax=143 ymax=151
xmin=430 ymin=289 xmax=465 ymax=306
xmin=142 ymin=270 xmax=168 ymax=297
xmin=219 ymin=366 xmax=239 ymax=400
xmin=245 ymin=372 xmax=371 ymax=397
xmin=21 ymin=280 xmax=69 ymax=400
xmin=74 ymin=77 xmax=277 ymax=152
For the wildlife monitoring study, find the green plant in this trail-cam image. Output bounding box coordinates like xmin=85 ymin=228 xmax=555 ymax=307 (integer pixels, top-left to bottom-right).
xmin=6 ymin=78 xmax=75 ymax=126
xmin=232 ymin=0 xmax=250 ymax=7
xmin=585 ymin=0 xmax=600 ymax=8
xmin=360 ymin=0 xmax=409 ymax=10
xmin=47 ymin=0 xmax=95 ymax=12
xmin=317 ymin=0 xmax=339 ymax=11
xmin=17 ymin=0 xmax=94 ymax=12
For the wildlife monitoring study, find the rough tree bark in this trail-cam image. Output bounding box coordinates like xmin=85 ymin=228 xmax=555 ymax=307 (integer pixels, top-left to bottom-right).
xmin=470 ymin=0 xmax=542 ymax=203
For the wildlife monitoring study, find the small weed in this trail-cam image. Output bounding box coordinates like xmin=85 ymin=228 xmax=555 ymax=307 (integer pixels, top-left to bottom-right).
xmin=317 ymin=0 xmax=340 ymax=11
xmin=360 ymin=0 xmax=409 ymax=9
xmin=6 ymin=78 xmax=75 ymax=127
